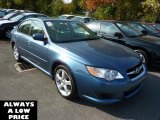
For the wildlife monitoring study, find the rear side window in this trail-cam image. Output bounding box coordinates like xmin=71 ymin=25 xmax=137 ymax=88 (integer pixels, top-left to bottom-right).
xmin=30 ymin=21 xmax=44 ymax=36
xmin=87 ymin=22 xmax=100 ymax=32
xmin=18 ymin=20 xmax=31 ymax=35
xmin=100 ymin=22 xmax=120 ymax=36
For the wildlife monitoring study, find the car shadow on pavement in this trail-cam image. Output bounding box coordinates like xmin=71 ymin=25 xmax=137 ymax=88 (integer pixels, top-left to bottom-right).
xmin=73 ymin=73 xmax=160 ymax=120
xmin=149 ymin=66 xmax=160 ymax=73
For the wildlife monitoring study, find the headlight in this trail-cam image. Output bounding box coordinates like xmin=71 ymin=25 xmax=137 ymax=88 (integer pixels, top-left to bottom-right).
xmin=86 ymin=66 xmax=124 ymax=81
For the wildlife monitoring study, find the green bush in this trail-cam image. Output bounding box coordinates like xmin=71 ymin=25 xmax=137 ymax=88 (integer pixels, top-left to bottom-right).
xmin=94 ymin=5 xmax=116 ymax=20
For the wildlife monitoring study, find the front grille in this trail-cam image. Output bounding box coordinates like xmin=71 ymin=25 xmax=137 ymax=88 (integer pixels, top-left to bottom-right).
xmin=127 ymin=63 xmax=144 ymax=81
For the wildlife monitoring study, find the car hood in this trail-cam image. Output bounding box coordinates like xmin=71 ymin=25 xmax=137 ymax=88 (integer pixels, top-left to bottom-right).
xmin=57 ymin=39 xmax=141 ymax=74
xmin=0 ymin=19 xmax=14 ymax=25
xmin=134 ymin=35 xmax=160 ymax=45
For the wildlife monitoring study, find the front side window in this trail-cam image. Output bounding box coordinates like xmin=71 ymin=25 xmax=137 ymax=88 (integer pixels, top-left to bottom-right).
xmin=18 ymin=20 xmax=31 ymax=35
xmin=45 ymin=21 xmax=98 ymax=43
xmin=100 ymin=22 xmax=120 ymax=36
xmin=30 ymin=21 xmax=44 ymax=36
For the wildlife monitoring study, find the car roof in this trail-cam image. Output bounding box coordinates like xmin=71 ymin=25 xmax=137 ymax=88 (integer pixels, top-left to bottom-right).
xmin=15 ymin=12 xmax=47 ymax=18
xmin=26 ymin=18 xmax=78 ymax=22
xmin=61 ymin=14 xmax=74 ymax=17
xmin=21 ymin=12 xmax=41 ymax=15
xmin=73 ymin=16 xmax=93 ymax=19
xmin=88 ymin=20 xmax=125 ymax=24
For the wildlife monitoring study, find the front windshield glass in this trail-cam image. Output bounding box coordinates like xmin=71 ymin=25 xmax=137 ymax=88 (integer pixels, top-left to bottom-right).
xmin=3 ymin=12 xmax=16 ymax=19
xmin=142 ymin=24 xmax=159 ymax=34
xmin=45 ymin=21 xmax=98 ymax=43
xmin=154 ymin=24 xmax=160 ymax=30
xmin=116 ymin=23 xmax=142 ymax=37
xmin=71 ymin=17 xmax=83 ymax=22
xmin=128 ymin=23 xmax=145 ymax=32
xmin=10 ymin=14 xmax=24 ymax=21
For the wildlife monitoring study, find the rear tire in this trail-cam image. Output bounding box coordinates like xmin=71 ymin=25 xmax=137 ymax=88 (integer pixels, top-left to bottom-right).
xmin=13 ymin=44 xmax=21 ymax=62
xmin=134 ymin=49 xmax=149 ymax=65
xmin=5 ymin=29 xmax=12 ymax=39
xmin=54 ymin=65 xmax=77 ymax=99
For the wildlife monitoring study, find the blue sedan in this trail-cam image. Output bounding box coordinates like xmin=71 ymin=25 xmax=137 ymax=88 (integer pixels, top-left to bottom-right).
xmin=11 ymin=18 xmax=147 ymax=104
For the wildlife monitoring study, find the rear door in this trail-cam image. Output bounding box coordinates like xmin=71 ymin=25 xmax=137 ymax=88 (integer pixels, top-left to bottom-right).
xmin=15 ymin=20 xmax=32 ymax=58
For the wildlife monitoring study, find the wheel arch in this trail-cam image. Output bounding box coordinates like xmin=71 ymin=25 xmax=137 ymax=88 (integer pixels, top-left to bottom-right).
xmin=51 ymin=60 xmax=75 ymax=80
xmin=51 ymin=60 xmax=79 ymax=95
xmin=132 ymin=46 xmax=152 ymax=62
xmin=11 ymin=41 xmax=15 ymax=50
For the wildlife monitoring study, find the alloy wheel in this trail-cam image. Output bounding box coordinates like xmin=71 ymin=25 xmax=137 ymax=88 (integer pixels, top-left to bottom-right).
xmin=13 ymin=45 xmax=19 ymax=61
xmin=55 ymin=69 xmax=72 ymax=97
xmin=137 ymin=52 xmax=146 ymax=63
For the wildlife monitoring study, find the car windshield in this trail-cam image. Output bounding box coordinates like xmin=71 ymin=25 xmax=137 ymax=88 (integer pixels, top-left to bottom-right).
xmin=3 ymin=12 xmax=16 ymax=19
xmin=58 ymin=16 xmax=66 ymax=19
xmin=71 ymin=17 xmax=83 ymax=22
xmin=154 ymin=24 xmax=160 ymax=30
xmin=142 ymin=24 xmax=159 ymax=34
xmin=116 ymin=22 xmax=142 ymax=37
xmin=45 ymin=21 xmax=99 ymax=43
xmin=128 ymin=23 xmax=145 ymax=32
xmin=10 ymin=14 xmax=24 ymax=21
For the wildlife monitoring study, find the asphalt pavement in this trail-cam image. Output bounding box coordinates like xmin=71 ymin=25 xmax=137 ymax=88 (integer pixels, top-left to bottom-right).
xmin=0 ymin=40 xmax=160 ymax=120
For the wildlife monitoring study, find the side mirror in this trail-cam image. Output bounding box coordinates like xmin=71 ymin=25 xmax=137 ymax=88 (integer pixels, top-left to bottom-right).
xmin=33 ymin=34 xmax=47 ymax=41
xmin=141 ymin=30 xmax=148 ymax=35
xmin=114 ymin=32 xmax=123 ymax=38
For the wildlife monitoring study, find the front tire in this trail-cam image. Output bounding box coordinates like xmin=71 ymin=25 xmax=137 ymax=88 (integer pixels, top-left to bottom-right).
xmin=54 ymin=65 xmax=77 ymax=99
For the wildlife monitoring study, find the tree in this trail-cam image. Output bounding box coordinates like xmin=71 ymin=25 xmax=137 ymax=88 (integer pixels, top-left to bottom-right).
xmin=79 ymin=0 xmax=113 ymax=11
xmin=52 ymin=0 xmax=76 ymax=16
xmin=142 ymin=0 xmax=160 ymax=22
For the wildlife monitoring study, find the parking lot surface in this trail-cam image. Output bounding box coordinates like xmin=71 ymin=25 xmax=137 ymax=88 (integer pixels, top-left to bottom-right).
xmin=0 ymin=40 xmax=160 ymax=120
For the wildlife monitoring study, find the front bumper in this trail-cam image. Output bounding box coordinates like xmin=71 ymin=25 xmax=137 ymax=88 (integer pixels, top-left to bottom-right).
xmin=74 ymin=65 xmax=147 ymax=104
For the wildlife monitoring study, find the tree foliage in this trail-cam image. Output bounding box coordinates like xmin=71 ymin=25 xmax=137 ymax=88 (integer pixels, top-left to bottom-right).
xmin=0 ymin=0 xmax=160 ymax=22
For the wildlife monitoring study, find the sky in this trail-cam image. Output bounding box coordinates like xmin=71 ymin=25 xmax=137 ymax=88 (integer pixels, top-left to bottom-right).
xmin=62 ymin=0 xmax=73 ymax=4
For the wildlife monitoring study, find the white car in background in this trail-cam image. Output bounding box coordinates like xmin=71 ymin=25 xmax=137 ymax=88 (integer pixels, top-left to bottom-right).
xmin=58 ymin=14 xmax=75 ymax=19
xmin=71 ymin=16 xmax=95 ymax=23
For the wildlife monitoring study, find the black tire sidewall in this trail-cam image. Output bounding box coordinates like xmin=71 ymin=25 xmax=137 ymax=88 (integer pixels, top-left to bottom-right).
xmin=5 ymin=29 xmax=11 ymax=39
xmin=135 ymin=49 xmax=149 ymax=65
